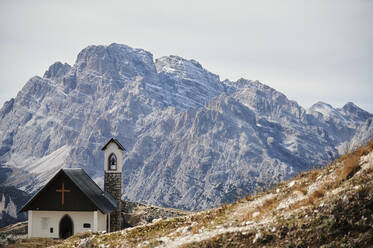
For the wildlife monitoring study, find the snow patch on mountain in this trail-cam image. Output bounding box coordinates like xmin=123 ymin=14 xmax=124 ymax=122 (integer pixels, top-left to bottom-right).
xmin=310 ymin=102 xmax=348 ymax=121
xmin=4 ymin=145 xmax=71 ymax=191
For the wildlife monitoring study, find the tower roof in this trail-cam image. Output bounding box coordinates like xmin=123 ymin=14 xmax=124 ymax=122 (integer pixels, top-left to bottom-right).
xmin=101 ymin=138 xmax=125 ymax=151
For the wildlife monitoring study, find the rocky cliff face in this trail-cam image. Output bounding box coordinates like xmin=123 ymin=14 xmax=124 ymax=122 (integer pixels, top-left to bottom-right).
xmin=0 ymin=187 xmax=28 ymax=228
xmin=0 ymin=43 xmax=372 ymax=212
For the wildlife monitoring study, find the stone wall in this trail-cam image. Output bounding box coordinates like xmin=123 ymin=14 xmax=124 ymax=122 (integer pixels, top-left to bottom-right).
xmin=104 ymin=172 xmax=122 ymax=232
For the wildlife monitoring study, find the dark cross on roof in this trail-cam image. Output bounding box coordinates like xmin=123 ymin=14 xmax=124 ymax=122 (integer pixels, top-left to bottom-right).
xmin=56 ymin=183 xmax=70 ymax=206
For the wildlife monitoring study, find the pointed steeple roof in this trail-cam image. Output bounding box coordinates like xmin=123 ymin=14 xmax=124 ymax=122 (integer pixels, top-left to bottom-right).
xmin=101 ymin=138 xmax=125 ymax=151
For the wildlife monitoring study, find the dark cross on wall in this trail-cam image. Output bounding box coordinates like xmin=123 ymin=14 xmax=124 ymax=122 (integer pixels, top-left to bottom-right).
xmin=56 ymin=183 xmax=71 ymax=206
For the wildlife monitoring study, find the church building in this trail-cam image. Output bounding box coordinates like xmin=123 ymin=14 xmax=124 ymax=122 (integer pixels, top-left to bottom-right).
xmin=20 ymin=138 xmax=125 ymax=239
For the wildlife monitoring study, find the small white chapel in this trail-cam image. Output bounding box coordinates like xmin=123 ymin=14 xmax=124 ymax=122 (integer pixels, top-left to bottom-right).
xmin=20 ymin=138 xmax=125 ymax=239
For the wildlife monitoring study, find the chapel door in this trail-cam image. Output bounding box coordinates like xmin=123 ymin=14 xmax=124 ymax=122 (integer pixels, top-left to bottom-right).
xmin=59 ymin=215 xmax=73 ymax=239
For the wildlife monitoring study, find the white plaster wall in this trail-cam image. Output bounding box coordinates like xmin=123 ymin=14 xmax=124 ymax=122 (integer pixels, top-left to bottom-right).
xmin=97 ymin=211 xmax=107 ymax=231
xmin=28 ymin=210 xmax=33 ymax=238
xmin=104 ymin=142 xmax=123 ymax=173
xmin=29 ymin=211 xmax=107 ymax=238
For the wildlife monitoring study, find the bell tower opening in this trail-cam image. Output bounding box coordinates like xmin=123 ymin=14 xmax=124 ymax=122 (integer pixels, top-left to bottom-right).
xmin=108 ymin=153 xmax=117 ymax=171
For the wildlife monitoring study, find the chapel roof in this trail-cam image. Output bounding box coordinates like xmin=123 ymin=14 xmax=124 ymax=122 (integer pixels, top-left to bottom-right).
xmin=20 ymin=168 xmax=117 ymax=214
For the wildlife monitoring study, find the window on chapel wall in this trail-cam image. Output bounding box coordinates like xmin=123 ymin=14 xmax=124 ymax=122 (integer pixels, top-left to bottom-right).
xmin=109 ymin=153 xmax=117 ymax=170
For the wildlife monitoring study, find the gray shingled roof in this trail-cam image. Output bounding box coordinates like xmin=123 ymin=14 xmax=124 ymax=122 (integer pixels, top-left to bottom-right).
xmin=20 ymin=168 xmax=117 ymax=214
xmin=62 ymin=168 xmax=118 ymax=214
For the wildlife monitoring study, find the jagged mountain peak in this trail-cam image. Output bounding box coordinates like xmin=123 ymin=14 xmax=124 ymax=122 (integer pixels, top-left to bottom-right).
xmin=339 ymin=102 xmax=373 ymax=122
xmin=76 ymin=43 xmax=153 ymax=63
xmin=309 ymin=101 xmax=372 ymax=123
xmin=155 ymin=55 xmax=201 ymax=70
xmin=43 ymin=61 xmax=71 ymax=81
xmin=155 ymin=55 xmax=220 ymax=84
xmin=309 ymin=101 xmax=341 ymax=118
xmin=0 ymin=98 xmax=14 ymax=119
xmin=229 ymin=79 xmax=306 ymax=123
xmin=310 ymin=101 xmax=334 ymax=110
xmin=156 ymin=55 xmax=203 ymax=69
xmin=343 ymin=101 xmax=358 ymax=109
xmin=236 ymin=78 xmax=272 ymax=90
xmin=75 ymin=43 xmax=156 ymax=79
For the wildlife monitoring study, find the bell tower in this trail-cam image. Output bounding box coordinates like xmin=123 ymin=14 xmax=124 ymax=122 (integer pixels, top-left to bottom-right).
xmin=102 ymin=138 xmax=125 ymax=232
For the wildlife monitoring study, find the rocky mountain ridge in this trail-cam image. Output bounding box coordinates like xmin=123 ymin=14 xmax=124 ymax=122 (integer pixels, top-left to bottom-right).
xmin=0 ymin=43 xmax=372 ymax=214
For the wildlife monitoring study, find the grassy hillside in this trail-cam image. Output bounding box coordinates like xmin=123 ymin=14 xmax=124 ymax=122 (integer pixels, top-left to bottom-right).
xmin=9 ymin=139 xmax=373 ymax=247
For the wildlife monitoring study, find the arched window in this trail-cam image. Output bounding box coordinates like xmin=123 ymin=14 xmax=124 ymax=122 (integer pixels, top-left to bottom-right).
xmin=108 ymin=153 xmax=117 ymax=170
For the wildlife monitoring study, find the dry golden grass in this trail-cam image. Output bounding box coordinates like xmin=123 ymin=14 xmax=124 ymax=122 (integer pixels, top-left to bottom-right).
xmin=6 ymin=237 xmax=61 ymax=248
xmin=292 ymin=181 xmax=308 ymax=196
xmin=242 ymin=196 xmax=279 ymax=221
xmin=338 ymin=154 xmax=361 ymax=180
xmin=337 ymin=139 xmax=373 ymax=180
xmin=243 ymin=139 xmax=373 ymax=224
xmin=261 ymin=196 xmax=278 ymax=212
xmin=288 ymin=198 xmax=311 ymax=210
xmin=308 ymin=189 xmax=324 ymax=204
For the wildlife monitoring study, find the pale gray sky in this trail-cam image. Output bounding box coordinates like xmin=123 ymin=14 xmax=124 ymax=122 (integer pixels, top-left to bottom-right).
xmin=1 ymin=0 xmax=372 ymax=112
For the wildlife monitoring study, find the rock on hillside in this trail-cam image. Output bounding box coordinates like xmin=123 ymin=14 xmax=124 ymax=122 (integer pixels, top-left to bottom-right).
xmin=0 ymin=221 xmax=27 ymax=247
xmin=0 ymin=43 xmax=372 ymax=213
xmin=122 ymin=201 xmax=189 ymax=228
xmin=48 ymin=139 xmax=373 ymax=248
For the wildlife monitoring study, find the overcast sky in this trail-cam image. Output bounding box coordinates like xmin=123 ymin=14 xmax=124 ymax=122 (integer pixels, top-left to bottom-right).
xmin=1 ymin=0 xmax=372 ymax=113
